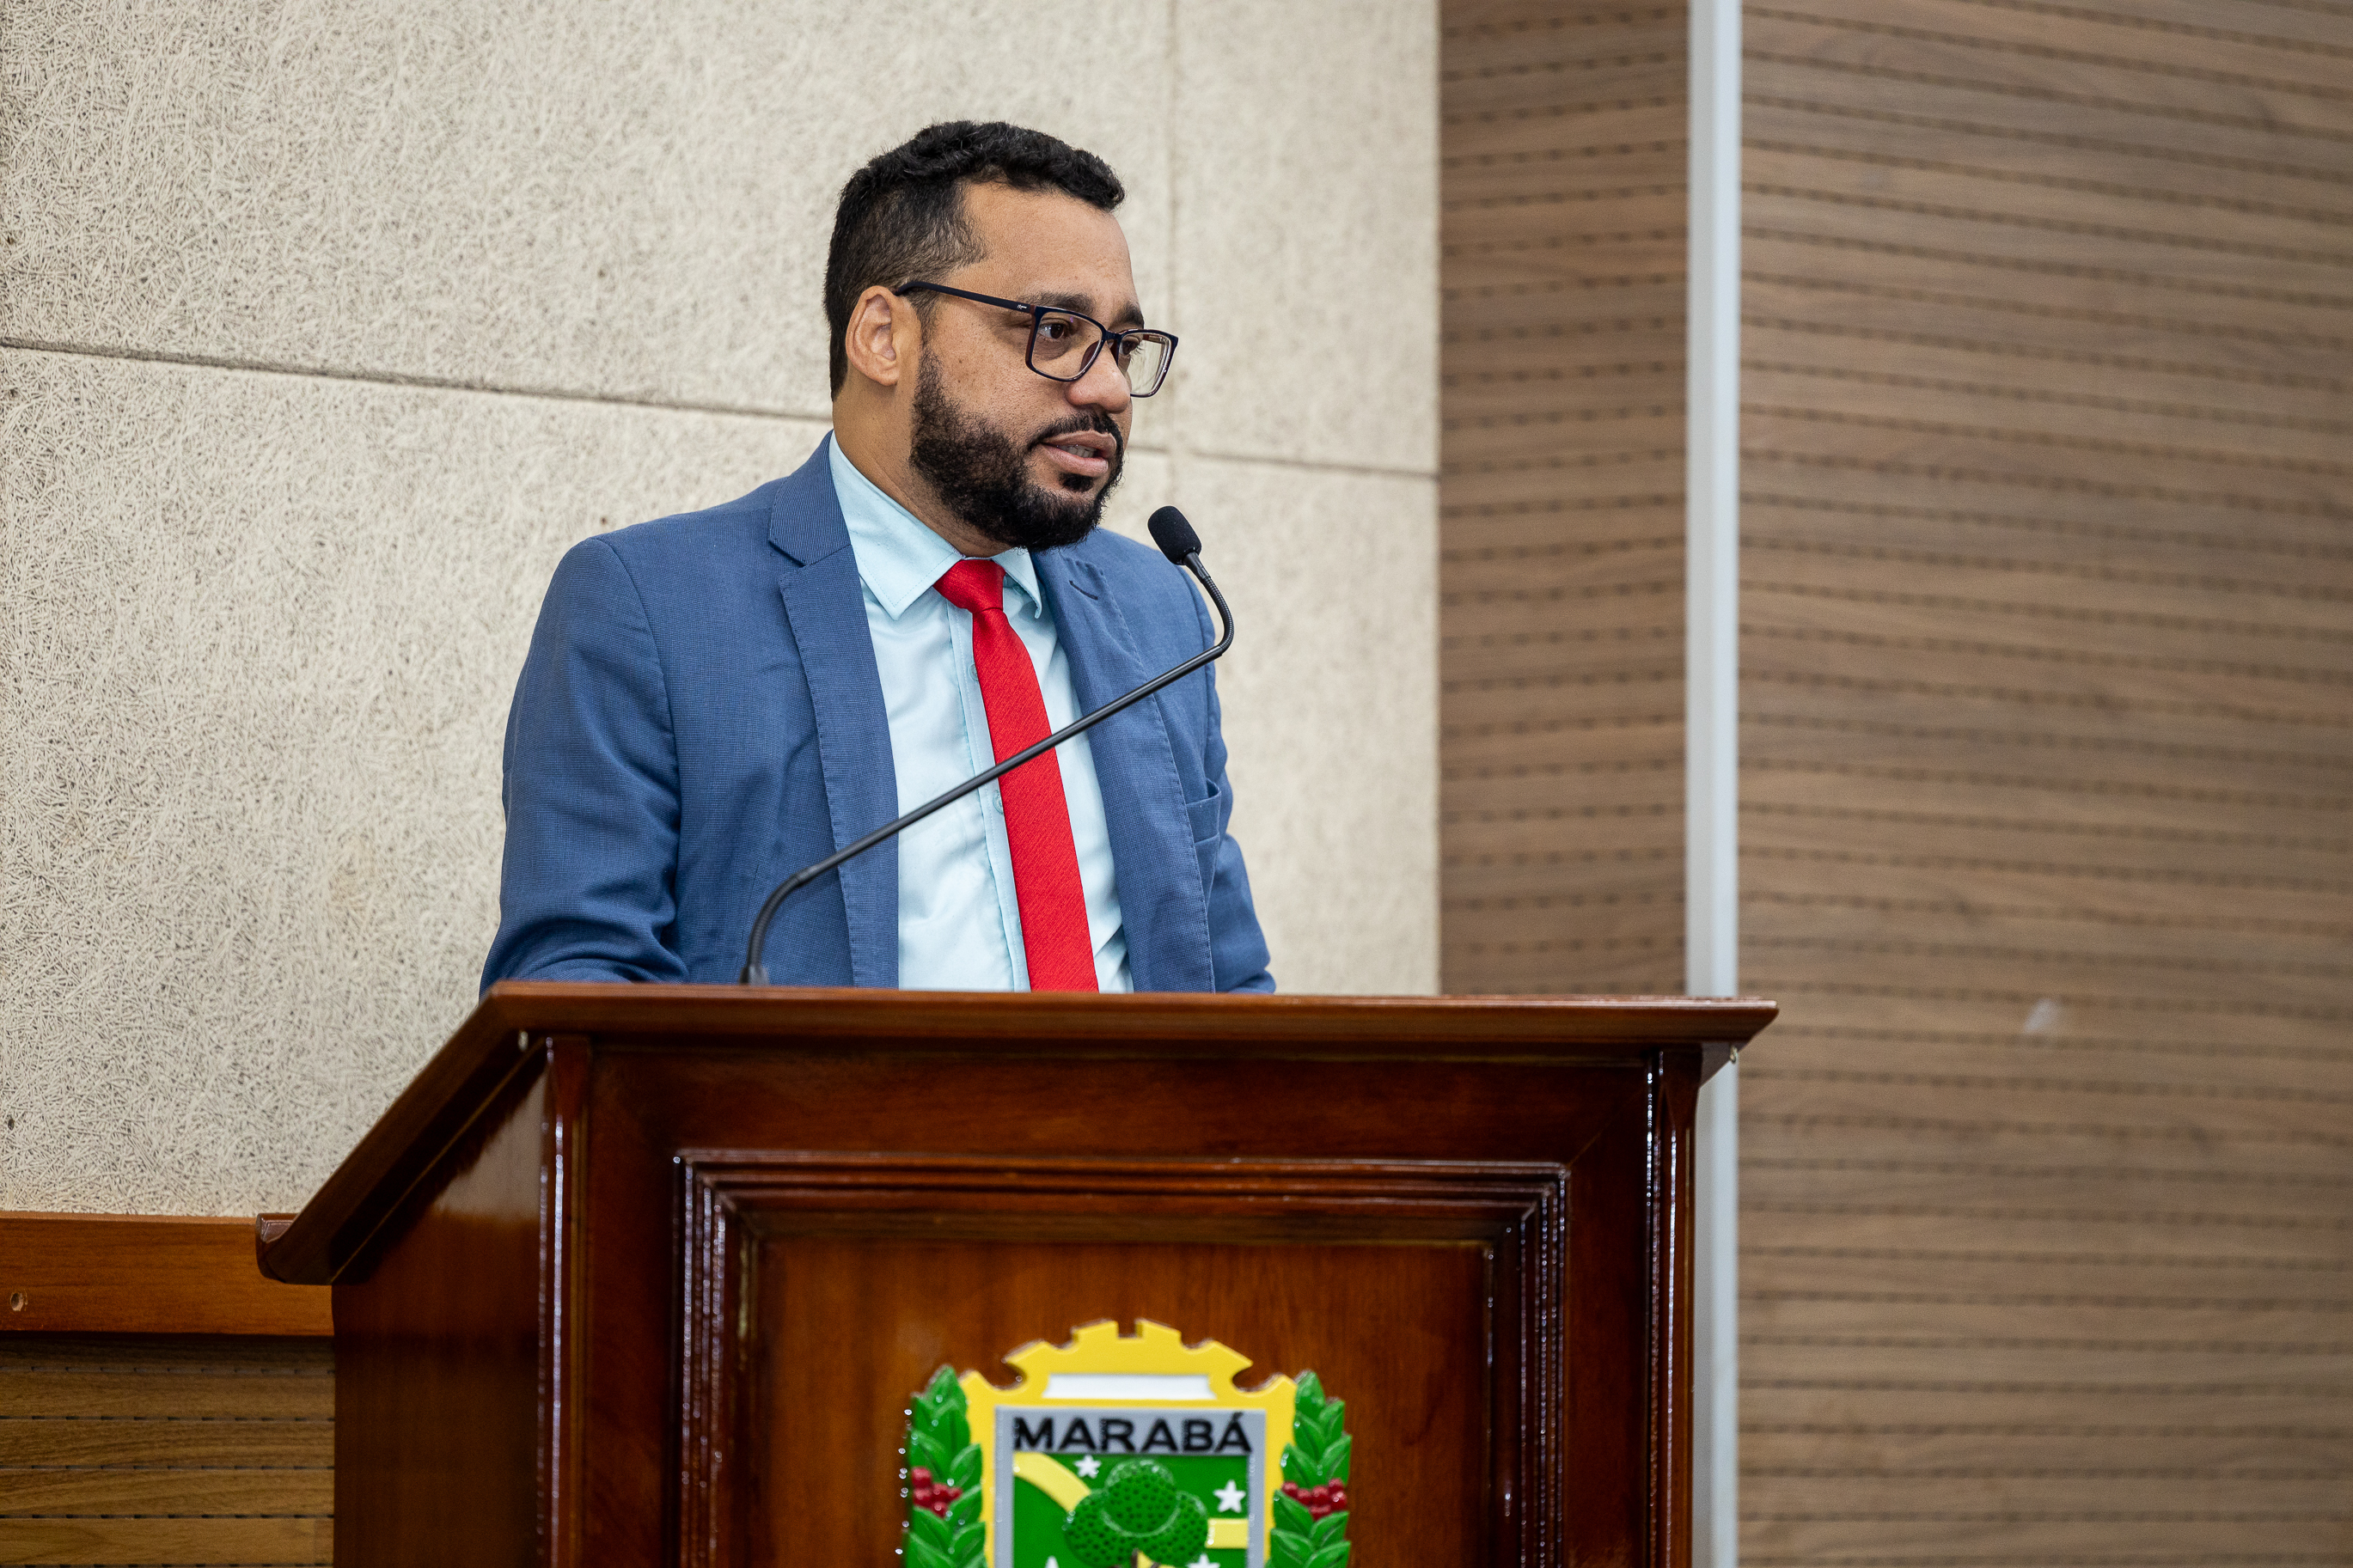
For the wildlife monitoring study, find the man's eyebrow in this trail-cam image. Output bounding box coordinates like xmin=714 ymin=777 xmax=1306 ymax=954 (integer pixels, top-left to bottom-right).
xmin=1033 ymin=290 xmax=1147 ymax=330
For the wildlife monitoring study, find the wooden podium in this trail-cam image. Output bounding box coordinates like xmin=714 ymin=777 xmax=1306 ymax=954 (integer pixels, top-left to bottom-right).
xmin=258 ymin=984 xmax=1770 ymax=1567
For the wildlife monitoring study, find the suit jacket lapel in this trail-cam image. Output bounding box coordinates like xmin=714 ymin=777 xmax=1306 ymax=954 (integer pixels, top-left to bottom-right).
xmin=1040 ymin=552 xmax=1213 ymax=992
xmin=768 ymin=436 xmax=899 ymax=989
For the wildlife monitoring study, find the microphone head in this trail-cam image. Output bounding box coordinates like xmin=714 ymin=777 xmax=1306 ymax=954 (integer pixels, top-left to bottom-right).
xmin=1147 ymin=506 xmax=1201 ymax=564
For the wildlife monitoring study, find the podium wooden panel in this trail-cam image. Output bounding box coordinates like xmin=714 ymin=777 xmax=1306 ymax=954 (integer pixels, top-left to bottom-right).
xmin=259 ymin=984 xmax=1771 ymax=1567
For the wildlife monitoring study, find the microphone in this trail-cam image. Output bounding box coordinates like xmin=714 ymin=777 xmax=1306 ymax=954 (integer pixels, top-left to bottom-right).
xmin=739 ymin=507 xmax=1234 ymax=985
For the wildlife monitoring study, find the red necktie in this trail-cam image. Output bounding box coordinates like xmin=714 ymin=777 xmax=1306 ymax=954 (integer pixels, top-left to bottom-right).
xmin=932 ymin=559 xmax=1099 ymax=992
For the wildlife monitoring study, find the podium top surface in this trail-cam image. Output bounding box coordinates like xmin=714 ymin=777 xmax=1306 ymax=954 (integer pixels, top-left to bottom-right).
xmin=475 ymin=980 xmax=1773 ymax=1046
xmin=262 ymin=984 xmax=1773 ymax=1284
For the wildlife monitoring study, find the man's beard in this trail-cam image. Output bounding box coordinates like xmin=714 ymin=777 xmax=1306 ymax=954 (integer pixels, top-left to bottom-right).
xmin=908 ymin=357 xmax=1123 ymax=552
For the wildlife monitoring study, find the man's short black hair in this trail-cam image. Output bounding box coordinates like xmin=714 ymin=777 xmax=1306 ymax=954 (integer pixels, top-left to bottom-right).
xmin=825 ymin=120 xmax=1125 ymax=396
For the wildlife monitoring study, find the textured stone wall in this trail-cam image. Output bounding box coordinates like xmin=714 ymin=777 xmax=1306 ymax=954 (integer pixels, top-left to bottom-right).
xmin=0 ymin=0 xmax=1438 ymax=1213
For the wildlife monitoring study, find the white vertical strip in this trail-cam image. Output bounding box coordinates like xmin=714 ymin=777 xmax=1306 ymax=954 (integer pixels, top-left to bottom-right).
xmin=1688 ymin=0 xmax=1742 ymax=1565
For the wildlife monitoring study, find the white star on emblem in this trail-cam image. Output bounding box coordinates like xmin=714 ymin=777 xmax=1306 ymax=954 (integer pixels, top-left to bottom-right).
xmin=1073 ymin=1455 xmax=1101 ymax=1479
xmin=1213 ymin=1480 xmax=1246 ymax=1513
xmin=1188 ymin=1558 xmax=1217 ymax=1568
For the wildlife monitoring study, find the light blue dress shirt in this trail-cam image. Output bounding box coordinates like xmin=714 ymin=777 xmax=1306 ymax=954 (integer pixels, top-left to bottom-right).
xmin=828 ymin=438 xmax=1133 ymax=991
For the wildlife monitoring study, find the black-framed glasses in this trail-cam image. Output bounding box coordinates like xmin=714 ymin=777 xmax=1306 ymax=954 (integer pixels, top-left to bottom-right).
xmin=897 ymin=282 xmax=1178 ymax=397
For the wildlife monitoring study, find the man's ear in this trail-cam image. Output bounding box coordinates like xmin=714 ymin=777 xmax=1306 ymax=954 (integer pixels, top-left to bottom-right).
xmin=842 ymin=286 xmax=914 ymax=390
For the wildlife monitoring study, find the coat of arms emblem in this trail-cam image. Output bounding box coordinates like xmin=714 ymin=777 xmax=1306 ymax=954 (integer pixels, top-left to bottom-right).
xmin=899 ymin=1320 xmax=1354 ymax=1568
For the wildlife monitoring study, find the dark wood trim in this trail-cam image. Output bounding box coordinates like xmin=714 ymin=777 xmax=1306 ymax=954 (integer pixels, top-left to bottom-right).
xmin=1 ymin=1212 xmax=330 ymax=1336
xmin=260 ymin=985 xmax=1774 ymax=1287
xmin=675 ymin=1149 xmax=746 ymax=1568
xmin=1645 ymin=1048 xmax=1701 ymax=1568
xmin=539 ymin=1036 xmax=592 ymax=1568
xmin=534 ymin=1034 xmax=592 ymax=1560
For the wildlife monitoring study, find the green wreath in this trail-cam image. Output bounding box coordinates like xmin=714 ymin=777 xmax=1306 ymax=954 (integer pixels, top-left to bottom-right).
xmin=901 ymin=1367 xmax=985 ymax=1568
xmin=1271 ymin=1371 xmax=1352 ymax=1568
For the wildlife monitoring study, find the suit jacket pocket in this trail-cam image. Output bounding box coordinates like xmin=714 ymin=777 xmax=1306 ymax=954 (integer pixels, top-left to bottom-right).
xmin=1183 ymin=782 xmax=1225 ymax=845
xmin=1184 ymin=784 xmax=1225 ymax=891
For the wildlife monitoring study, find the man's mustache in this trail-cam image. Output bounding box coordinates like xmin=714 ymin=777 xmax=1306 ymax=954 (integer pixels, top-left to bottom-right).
xmin=1030 ymin=412 xmax=1125 ymax=463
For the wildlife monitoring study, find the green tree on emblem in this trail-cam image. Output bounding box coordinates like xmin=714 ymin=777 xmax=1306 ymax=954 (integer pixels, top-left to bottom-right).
xmin=902 ymin=1366 xmax=985 ymax=1568
xmin=1061 ymin=1456 xmax=1211 ymax=1568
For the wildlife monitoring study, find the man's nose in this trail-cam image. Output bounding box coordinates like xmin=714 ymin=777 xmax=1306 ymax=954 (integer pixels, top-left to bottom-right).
xmin=1066 ymin=344 xmax=1134 ymax=414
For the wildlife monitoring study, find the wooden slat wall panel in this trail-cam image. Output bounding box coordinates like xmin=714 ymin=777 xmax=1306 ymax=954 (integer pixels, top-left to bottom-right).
xmin=1439 ymin=1 xmax=1689 ymax=993
xmin=1739 ymin=3 xmax=2353 ymax=1564
xmin=0 ymin=1335 xmax=333 ymax=1566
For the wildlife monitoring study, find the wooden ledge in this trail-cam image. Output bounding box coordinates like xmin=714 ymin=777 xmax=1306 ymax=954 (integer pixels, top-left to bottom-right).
xmin=1 ymin=1212 xmax=331 ymax=1336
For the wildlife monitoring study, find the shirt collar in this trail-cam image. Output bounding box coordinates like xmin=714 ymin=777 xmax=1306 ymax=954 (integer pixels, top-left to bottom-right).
xmin=828 ymin=435 xmax=1043 ymax=622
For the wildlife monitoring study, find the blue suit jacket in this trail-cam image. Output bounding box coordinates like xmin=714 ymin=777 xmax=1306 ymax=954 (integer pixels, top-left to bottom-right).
xmin=482 ymin=438 xmax=1274 ymax=993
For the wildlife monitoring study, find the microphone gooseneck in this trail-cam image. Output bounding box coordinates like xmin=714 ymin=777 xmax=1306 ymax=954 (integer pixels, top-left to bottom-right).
xmin=738 ymin=509 xmax=1235 ymax=985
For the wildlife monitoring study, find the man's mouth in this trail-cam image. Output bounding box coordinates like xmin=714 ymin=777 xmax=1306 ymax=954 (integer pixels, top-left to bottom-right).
xmin=1035 ymin=428 xmax=1119 ymax=481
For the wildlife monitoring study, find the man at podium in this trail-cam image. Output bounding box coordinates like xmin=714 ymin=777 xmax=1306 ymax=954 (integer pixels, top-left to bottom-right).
xmin=481 ymin=122 xmax=1273 ymax=996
